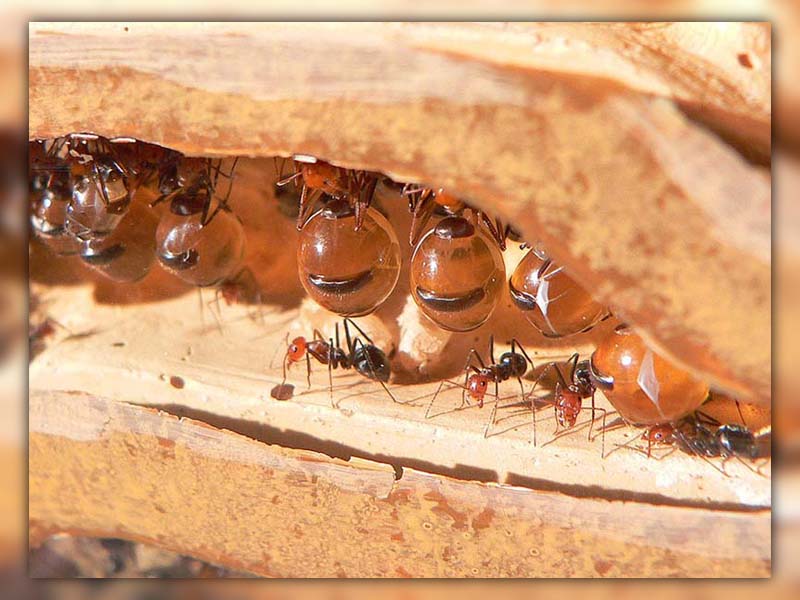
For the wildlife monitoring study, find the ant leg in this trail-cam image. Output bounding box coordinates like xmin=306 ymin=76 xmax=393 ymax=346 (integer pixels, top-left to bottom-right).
xmin=608 ymin=427 xmax=646 ymax=459
xmin=480 ymin=213 xmax=506 ymax=251
xmin=732 ymin=453 xmax=766 ymax=478
xmin=197 ymin=288 xmax=207 ymax=332
xmin=328 ymin=345 xmax=336 ymax=408
xmin=587 ymin=390 xmax=597 ymax=442
xmin=306 ymin=353 xmax=312 ymax=389
xmin=483 ymin=378 xmax=501 ymax=438
xmin=208 ymin=290 xmax=225 ymax=334
xmin=341 ymin=320 xmax=356 ymax=365
xmin=566 ymin=353 xmax=580 ymax=383
xmin=600 ymin=408 xmax=607 ymax=457
xmin=409 ymin=196 xmax=436 ymax=246
xmin=426 ymin=378 xmax=449 ymax=419
xmin=270 ymin=332 xmax=289 ymax=370
xmin=510 ymin=339 xmax=535 ymax=370
xmin=343 ymin=318 xmax=374 ymax=345
xmin=354 ymin=174 xmax=378 ymax=232
xmin=295 ymin=184 xmax=311 ymax=230
xmin=735 ymin=399 xmax=747 ymax=427
xmin=673 ymin=430 xmax=729 ymax=477
xmin=353 ymin=338 xmax=398 ymax=404
xmin=277 ymin=170 xmax=302 ymax=188
xmin=489 ymin=335 xmax=495 ymax=365
xmin=527 ymin=361 xmax=560 ymax=446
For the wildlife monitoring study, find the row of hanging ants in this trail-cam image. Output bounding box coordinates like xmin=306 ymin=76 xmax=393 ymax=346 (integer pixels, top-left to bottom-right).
xmin=29 ymin=133 xmax=604 ymax=338
xmin=28 ymin=135 xmax=769 ymax=476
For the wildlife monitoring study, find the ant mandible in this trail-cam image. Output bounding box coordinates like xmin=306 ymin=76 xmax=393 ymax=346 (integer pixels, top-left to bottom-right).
xmin=426 ymin=336 xmax=534 ymax=438
xmin=281 ymin=318 xmax=396 ymax=408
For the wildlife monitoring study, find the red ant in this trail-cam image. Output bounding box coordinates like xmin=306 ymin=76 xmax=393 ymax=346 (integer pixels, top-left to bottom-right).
xmin=402 ymin=184 xmax=508 ymax=249
xmin=275 ymin=156 xmax=378 ymax=231
xmin=281 ymin=318 xmax=396 ymax=408
xmin=426 ymin=336 xmax=534 ymax=437
xmin=528 ymin=353 xmax=607 ymax=452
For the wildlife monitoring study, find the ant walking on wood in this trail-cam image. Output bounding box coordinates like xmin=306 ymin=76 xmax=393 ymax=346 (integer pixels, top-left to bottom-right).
xmin=528 ymin=353 xmax=607 ymax=452
xmin=281 ymin=318 xmax=396 ymax=408
xmin=615 ymin=410 xmax=769 ymax=477
xmin=426 ymin=336 xmax=534 ymax=438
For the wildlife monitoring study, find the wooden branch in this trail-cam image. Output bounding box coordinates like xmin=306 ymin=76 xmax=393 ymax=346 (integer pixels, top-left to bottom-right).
xmin=29 ymin=22 xmax=771 ymax=403
xmin=30 ymin=391 xmax=770 ymax=577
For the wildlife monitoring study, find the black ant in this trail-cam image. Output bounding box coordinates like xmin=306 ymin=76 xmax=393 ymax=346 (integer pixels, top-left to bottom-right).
xmin=281 ymin=318 xmax=396 ymax=408
xmin=275 ymin=156 xmax=378 ymax=231
xmin=426 ymin=336 xmax=534 ymax=437
xmin=402 ymin=184 xmax=508 ymax=249
xmin=151 ymin=156 xmax=239 ymax=228
xmin=614 ymin=411 xmax=769 ymax=477
xmin=203 ymin=267 xmax=265 ymax=331
xmin=61 ymin=133 xmax=134 ymax=239
xmin=528 ymin=353 xmax=607 ymax=451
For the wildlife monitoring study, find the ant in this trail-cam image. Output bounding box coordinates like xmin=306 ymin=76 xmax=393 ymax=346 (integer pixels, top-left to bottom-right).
xmin=152 ymin=156 xmax=239 ymax=227
xmin=203 ymin=267 xmax=265 ymax=331
xmin=275 ymin=156 xmax=378 ymax=231
xmin=402 ymin=184 xmax=508 ymax=249
xmin=528 ymin=353 xmax=607 ymax=451
xmin=614 ymin=411 xmax=769 ymax=477
xmin=281 ymin=318 xmax=396 ymax=408
xmin=29 ymin=316 xmax=96 ymax=361
xmin=426 ymin=336 xmax=534 ymax=438
xmin=60 ymin=133 xmax=134 ymax=238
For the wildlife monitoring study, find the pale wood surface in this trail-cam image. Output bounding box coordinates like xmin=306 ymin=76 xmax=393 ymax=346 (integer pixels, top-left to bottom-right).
xmin=29 ymin=21 xmax=771 ymax=404
xmin=29 ymin=391 xmax=770 ymax=577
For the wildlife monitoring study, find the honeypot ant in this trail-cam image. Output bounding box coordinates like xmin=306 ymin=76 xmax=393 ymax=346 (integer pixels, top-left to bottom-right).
xmin=528 ymin=353 xmax=607 ymax=451
xmin=281 ymin=318 xmax=396 ymax=408
xmin=402 ymin=184 xmax=508 ymax=249
xmin=426 ymin=336 xmax=534 ymax=437
xmin=60 ymin=133 xmax=135 ymax=239
xmin=275 ymin=156 xmax=379 ymax=231
xmin=152 ymin=156 xmax=239 ymax=228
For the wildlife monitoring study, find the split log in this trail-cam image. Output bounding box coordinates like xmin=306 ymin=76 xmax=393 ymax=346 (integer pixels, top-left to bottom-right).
xmin=29 ymin=21 xmax=771 ymax=403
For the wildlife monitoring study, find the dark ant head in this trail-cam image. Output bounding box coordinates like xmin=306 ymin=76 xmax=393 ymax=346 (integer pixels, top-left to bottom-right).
xmin=467 ymin=373 xmax=490 ymax=404
xmin=170 ymin=185 xmax=211 ymax=217
xmin=158 ymin=160 xmax=182 ymax=196
xmin=352 ymin=343 xmax=390 ymax=383
xmin=286 ymin=337 xmax=307 ymax=363
xmin=434 ymin=216 xmax=475 ymax=240
xmin=555 ymin=386 xmax=582 ymax=428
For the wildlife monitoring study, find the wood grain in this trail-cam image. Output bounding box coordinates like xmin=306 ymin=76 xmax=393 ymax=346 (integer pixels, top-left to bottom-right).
xmin=29 ymin=391 xmax=770 ymax=577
